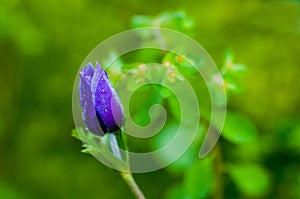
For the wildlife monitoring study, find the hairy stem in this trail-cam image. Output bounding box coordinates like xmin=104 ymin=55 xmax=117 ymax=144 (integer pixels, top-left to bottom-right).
xmin=109 ymin=133 xmax=122 ymax=159
xmin=121 ymin=172 xmax=146 ymax=199
xmin=109 ymin=133 xmax=146 ymax=199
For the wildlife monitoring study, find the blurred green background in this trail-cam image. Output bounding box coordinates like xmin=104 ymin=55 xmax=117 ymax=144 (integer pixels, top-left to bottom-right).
xmin=0 ymin=0 xmax=299 ymax=198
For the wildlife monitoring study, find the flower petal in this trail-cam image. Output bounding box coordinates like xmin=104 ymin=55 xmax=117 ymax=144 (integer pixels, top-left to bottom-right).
xmin=84 ymin=63 xmax=95 ymax=77
xmin=91 ymin=62 xmax=104 ymax=105
xmin=79 ymin=71 xmax=104 ymax=135
xmin=94 ymin=68 xmax=124 ymax=132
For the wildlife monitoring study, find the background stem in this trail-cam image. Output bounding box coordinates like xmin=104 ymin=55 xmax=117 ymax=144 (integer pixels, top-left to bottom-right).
xmin=214 ymin=143 xmax=224 ymax=199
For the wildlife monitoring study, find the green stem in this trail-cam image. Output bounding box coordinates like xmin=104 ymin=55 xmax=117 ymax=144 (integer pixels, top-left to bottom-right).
xmin=108 ymin=133 xmax=146 ymax=199
xmin=120 ymin=172 xmax=146 ymax=199
xmin=152 ymin=21 xmax=166 ymax=49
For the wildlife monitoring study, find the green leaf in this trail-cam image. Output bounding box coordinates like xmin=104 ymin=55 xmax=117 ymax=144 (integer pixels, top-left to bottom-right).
xmin=223 ymin=52 xmax=246 ymax=74
xmin=130 ymin=11 xmax=194 ymax=38
xmin=223 ymin=77 xmax=244 ymax=93
xmin=71 ymin=129 xmax=80 ymax=140
xmin=220 ymin=52 xmax=246 ymax=94
xmin=131 ymin=15 xmax=153 ymax=28
xmin=103 ymin=51 xmax=124 ymax=76
xmin=183 ymin=157 xmax=214 ymax=198
xmin=230 ymin=139 xmax=261 ymax=161
xmin=222 ymin=112 xmax=258 ymax=144
xmin=228 ymin=164 xmax=270 ymax=197
xmin=72 ymin=128 xmax=128 ymax=170
xmin=162 ymin=51 xmax=200 ymax=75
xmin=160 ymin=87 xmax=173 ymax=98
xmin=285 ymin=125 xmax=300 ymax=152
xmin=130 ymin=16 xmax=154 ymax=39
xmin=129 ymin=86 xmax=164 ymax=127
xmin=152 ymin=122 xmax=204 ymax=174
xmin=155 ymin=11 xmax=194 ymax=33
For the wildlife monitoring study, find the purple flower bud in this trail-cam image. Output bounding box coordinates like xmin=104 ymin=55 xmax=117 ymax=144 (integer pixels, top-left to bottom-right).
xmin=79 ymin=62 xmax=124 ymax=135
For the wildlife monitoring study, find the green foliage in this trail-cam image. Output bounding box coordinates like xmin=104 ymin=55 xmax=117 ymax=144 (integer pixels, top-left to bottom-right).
xmin=72 ymin=129 xmax=128 ymax=170
xmin=126 ymin=11 xmax=276 ymax=199
xmin=221 ymin=52 xmax=246 ymax=94
xmin=228 ymin=164 xmax=270 ymax=197
xmin=153 ymin=122 xmax=204 ymax=174
xmin=162 ymin=51 xmax=201 ymax=75
xmin=285 ymin=125 xmax=300 ymax=152
xmin=222 ymin=112 xmax=258 ymax=144
xmin=183 ymin=157 xmax=214 ymax=198
xmin=0 ymin=0 xmax=299 ymax=198
xmin=131 ymin=11 xmax=194 ymax=35
xmin=165 ymin=155 xmax=214 ymax=199
xmin=129 ymin=85 xmax=164 ymax=127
